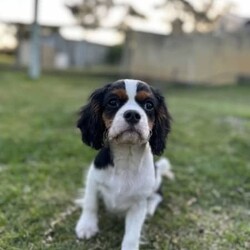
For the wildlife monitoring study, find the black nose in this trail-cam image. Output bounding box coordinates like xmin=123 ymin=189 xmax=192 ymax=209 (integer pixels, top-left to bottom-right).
xmin=123 ymin=110 xmax=141 ymax=124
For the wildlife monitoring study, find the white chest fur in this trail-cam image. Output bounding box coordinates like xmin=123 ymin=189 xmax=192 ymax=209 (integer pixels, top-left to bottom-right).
xmin=91 ymin=143 xmax=156 ymax=212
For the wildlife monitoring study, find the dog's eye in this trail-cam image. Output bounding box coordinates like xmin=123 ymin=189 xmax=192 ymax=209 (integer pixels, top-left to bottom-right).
xmin=108 ymin=98 xmax=119 ymax=108
xmin=144 ymin=101 xmax=154 ymax=111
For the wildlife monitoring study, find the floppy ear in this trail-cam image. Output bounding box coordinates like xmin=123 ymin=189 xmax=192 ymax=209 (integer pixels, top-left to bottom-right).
xmin=77 ymin=85 xmax=108 ymax=150
xmin=150 ymin=88 xmax=171 ymax=155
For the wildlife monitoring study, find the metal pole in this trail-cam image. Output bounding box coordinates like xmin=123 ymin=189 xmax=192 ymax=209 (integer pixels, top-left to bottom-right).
xmin=29 ymin=0 xmax=40 ymax=79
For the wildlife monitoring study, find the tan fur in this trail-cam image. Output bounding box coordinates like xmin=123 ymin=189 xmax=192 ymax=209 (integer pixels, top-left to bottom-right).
xmin=136 ymin=91 xmax=152 ymax=102
xmin=112 ymin=89 xmax=128 ymax=101
xmin=102 ymin=113 xmax=113 ymax=129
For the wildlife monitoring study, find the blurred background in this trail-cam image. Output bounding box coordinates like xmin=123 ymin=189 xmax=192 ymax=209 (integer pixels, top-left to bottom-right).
xmin=0 ymin=1 xmax=250 ymax=249
xmin=0 ymin=0 xmax=250 ymax=83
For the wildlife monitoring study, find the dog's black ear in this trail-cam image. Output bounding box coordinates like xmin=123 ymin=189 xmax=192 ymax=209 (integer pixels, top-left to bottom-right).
xmin=77 ymin=85 xmax=108 ymax=150
xmin=150 ymin=88 xmax=171 ymax=155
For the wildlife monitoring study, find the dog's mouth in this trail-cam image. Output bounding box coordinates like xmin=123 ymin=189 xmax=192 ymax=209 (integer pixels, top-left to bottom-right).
xmin=111 ymin=127 xmax=144 ymax=144
xmin=120 ymin=127 xmax=141 ymax=135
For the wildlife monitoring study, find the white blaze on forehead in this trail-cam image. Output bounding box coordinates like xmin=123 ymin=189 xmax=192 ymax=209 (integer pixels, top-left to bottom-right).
xmin=108 ymin=79 xmax=151 ymax=142
xmin=124 ymin=79 xmax=138 ymax=101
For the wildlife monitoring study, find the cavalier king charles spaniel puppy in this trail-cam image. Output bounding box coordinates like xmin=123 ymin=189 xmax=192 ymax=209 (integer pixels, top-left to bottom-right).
xmin=75 ymin=79 xmax=174 ymax=250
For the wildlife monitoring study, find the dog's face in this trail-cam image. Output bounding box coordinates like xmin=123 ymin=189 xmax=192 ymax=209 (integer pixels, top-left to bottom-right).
xmin=77 ymin=79 xmax=171 ymax=155
xmin=103 ymin=80 xmax=156 ymax=145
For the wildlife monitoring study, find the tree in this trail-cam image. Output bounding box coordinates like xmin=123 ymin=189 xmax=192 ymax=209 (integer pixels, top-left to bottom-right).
xmin=66 ymin=0 xmax=146 ymax=30
xmin=66 ymin=0 xmax=113 ymax=29
xmin=66 ymin=0 xmax=232 ymax=34
xmin=155 ymin=0 xmax=233 ymax=33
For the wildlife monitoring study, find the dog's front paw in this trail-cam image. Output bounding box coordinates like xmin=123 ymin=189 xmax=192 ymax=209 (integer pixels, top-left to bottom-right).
xmin=121 ymin=241 xmax=139 ymax=250
xmin=75 ymin=214 xmax=99 ymax=239
xmin=122 ymin=247 xmax=138 ymax=250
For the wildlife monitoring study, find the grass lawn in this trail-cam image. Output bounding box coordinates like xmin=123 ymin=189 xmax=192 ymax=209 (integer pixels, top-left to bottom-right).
xmin=0 ymin=54 xmax=14 ymax=66
xmin=0 ymin=70 xmax=249 ymax=250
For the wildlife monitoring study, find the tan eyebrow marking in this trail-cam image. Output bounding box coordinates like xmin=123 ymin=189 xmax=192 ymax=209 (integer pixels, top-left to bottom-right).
xmin=111 ymin=88 xmax=128 ymax=100
xmin=136 ymin=91 xmax=152 ymax=102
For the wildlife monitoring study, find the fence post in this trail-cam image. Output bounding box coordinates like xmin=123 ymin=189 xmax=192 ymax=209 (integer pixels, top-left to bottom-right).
xmin=29 ymin=0 xmax=40 ymax=79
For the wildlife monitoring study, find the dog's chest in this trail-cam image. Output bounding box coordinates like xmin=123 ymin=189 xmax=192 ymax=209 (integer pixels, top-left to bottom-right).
xmin=97 ymin=162 xmax=155 ymax=212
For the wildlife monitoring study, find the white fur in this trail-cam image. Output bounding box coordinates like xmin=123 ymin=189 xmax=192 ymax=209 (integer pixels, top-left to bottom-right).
xmin=75 ymin=79 xmax=174 ymax=250
xmin=124 ymin=79 xmax=138 ymax=99
xmin=75 ymin=145 xmax=173 ymax=250
xmin=108 ymin=80 xmax=150 ymax=144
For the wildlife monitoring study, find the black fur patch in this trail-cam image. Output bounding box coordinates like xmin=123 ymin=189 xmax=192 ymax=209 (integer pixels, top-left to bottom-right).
xmin=77 ymin=81 xmax=126 ymax=150
xmin=77 ymin=85 xmax=108 ymax=150
xmin=109 ymin=80 xmax=125 ymax=90
xmin=94 ymin=147 xmax=114 ymax=169
xmin=149 ymin=87 xmax=171 ymax=155
xmin=137 ymin=81 xmax=151 ymax=92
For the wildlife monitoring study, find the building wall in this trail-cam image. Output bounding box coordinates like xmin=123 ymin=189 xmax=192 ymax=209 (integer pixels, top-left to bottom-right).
xmin=17 ymin=33 xmax=110 ymax=69
xmin=67 ymin=40 xmax=109 ymax=68
xmin=122 ymin=31 xmax=250 ymax=84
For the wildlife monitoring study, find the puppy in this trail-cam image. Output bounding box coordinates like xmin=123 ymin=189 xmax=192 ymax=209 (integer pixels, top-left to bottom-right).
xmin=75 ymin=79 xmax=173 ymax=250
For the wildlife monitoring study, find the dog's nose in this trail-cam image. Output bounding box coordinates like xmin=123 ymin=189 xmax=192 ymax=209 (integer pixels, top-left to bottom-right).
xmin=123 ymin=110 xmax=141 ymax=124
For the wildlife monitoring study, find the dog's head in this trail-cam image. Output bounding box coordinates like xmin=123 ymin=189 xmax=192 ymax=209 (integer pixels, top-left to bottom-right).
xmin=77 ymin=79 xmax=171 ymax=155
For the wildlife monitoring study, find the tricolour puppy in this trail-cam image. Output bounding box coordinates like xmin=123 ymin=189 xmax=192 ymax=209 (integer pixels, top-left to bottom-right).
xmin=75 ymin=79 xmax=174 ymax=250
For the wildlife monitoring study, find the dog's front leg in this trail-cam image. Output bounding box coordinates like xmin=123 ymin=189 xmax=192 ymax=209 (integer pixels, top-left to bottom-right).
xmin=75 ymin=173 xmax=99 ymax=240
xmin=121 ymin=200 xmax=147 ymax=250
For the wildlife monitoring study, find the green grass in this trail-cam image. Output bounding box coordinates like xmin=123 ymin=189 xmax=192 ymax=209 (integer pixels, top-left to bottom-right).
xmin=0 ymin=54 xmax=14 ymax=65
xmin=0 ymin=70 xmax=249 ymax=250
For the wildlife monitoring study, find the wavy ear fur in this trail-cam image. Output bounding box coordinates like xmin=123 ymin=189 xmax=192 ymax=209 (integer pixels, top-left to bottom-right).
xmin=77 ymin=85 xmax=108 ymax=150
xmin=150 ymin=88 xmax=171 ymax=155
